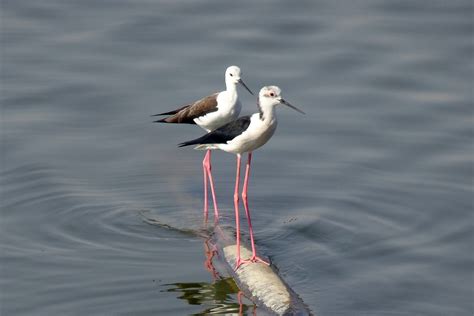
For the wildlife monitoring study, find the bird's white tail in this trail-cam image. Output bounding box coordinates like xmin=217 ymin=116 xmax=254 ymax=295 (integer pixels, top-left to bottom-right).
xmin=194 ymin=144 xmax=218 ymax=150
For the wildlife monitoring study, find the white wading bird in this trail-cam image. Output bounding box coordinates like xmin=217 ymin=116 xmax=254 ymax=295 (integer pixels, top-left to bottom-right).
xmin=153 ymin=66 xmax=253 ymax=221
xmin=179 ymin=86 xmax=304 ymax=269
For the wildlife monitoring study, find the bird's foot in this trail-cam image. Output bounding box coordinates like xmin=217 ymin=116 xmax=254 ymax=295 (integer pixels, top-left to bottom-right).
xmin=234 ymin=255 xmax=270 ymax=271
xmin=243 ymin=255 xmax=270 ymax=266
xmin=234 ymin=258 xmax=245 ymax=271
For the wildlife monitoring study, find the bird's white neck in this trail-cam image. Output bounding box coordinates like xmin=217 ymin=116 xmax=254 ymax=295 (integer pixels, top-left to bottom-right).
xmin=225 ymin=80 xmax=238 ymax=93
xmin=223 ymin=80 xmax=238 ymax=103
xmin=257 ymin=100 xmax=277 ymax=123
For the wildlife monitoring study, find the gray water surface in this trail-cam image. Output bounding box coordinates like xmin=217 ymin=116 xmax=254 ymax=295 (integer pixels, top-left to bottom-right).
xmin=1 ymin=0 xmax=473 ymax=315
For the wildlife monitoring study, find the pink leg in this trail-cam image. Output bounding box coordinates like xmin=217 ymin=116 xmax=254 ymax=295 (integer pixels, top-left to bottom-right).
xmin=237 ymin=291 xmax=245 ymax=314
xmin=233 ymin=154 xmax=244 ymax=270
xmin=202 ymin=150 xmax=210 ymax=222
xmin=203 ymin=239 xmax=218 ymax=279
xmin=241 ymin=152 xmax=269 ymax=266
xmin=205 ymin=151 xmax=219 ymax=221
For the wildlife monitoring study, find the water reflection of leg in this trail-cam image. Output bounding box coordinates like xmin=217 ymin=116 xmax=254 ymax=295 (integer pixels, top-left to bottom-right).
xmin=238 ymin=291 xmax=244 ymax=315
xmin=203 ymin=238 xmax=218 ymax=279
xmin=237 ymin=291 xmax=256 ymax=316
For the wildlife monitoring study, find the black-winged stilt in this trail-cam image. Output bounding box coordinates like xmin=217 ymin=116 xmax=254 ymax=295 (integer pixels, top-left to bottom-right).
xmin=179 ymin=86 xmax=304 ymax=270
xmin=153 ymin=66 xmax=253 ymax=221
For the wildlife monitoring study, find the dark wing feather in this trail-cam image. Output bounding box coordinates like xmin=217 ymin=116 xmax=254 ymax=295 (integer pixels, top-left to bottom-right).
xmin=178 ymin=116 xmax=251 ymax=147
xmin=151 ymin=105 xmax=190 ymax=116
xmin=153 ymin=93 xmax=219 ymax=124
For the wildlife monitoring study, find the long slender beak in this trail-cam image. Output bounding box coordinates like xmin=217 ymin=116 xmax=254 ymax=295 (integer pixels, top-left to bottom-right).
xmin=280 ymin=98 xmax=305 ymax=115
xmin=238 ymin=79 xmax=254 ymax=95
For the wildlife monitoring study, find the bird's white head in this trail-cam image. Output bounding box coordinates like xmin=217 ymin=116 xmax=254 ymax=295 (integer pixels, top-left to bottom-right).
xmin=225 ymin=66 xmax=242 ymax=83
xmin=258 ymin=86 xmax=305 ymax=115
xmin=225 ymin=65 xmax=253 ymax=95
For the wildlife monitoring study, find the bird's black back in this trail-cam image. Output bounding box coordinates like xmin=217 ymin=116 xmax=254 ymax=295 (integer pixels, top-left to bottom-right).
xmin=178 ymin=116 xmax=251 ymax=147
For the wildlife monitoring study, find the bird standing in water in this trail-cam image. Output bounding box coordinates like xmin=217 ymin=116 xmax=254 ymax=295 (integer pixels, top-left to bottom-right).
xmin=153 ymin=66 xmax=253 ymax=221
xmin=179 ymin=86 xmax=305 ymax=270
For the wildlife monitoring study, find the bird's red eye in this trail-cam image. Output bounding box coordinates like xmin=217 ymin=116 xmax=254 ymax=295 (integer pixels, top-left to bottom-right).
xmin=270 ymin=92 xmax=274 ymax=97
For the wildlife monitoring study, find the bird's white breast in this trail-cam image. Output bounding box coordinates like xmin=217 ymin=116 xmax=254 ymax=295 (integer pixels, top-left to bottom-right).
xmin=194 ymin=90 xmax=241 ymax=132
xmin=219 ymin=113 xmax=277 ymax=154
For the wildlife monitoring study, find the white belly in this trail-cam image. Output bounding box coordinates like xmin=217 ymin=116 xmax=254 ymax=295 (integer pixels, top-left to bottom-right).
xmin=218 ymin=114 xmax=277 ymax=154
xmin=194 ymin=93 xmax=241 ymax=132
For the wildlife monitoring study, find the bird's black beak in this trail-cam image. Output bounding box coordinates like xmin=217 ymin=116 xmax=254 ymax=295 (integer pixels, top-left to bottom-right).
xmin=238 ymin=79 xmax=254 ymax=95
xmin=280 ymin=98 xmax=305 ymax=115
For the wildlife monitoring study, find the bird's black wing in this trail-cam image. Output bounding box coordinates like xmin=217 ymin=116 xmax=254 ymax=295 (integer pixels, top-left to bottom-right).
xmin=178 ymin=116 xmax=251 ymax=147
xmin=151 ymin=105 xmax=190 ymax=116
xmin=153 ymin=93 xmax=219 ymax=124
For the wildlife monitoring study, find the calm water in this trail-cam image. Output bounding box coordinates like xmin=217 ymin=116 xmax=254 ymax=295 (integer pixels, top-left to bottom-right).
xmin=1 ymin=0 xmax=473 ymax=315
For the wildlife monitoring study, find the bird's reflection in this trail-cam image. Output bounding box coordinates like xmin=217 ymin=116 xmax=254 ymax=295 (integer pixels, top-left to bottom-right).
xmin=162 ymin=238 xmax=256 ymax=315
xmin=140 ymin=211 xmax=257 ymax=314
